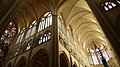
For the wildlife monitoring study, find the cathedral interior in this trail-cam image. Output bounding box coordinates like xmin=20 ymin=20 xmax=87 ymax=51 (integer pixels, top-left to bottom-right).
xmin=0 ymin=0 xmax=120 ymax=67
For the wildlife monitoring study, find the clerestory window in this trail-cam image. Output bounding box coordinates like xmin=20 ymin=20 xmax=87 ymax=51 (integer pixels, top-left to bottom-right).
xmin=16 ymin=28 xmax=25 ymax=44
xmin=38 ymin=12 xmax=52 ymax=32
xmin=88 ymin=46 xmax=111 ymax=65
xmin=25 ymin=20 xmax=37 ymax=39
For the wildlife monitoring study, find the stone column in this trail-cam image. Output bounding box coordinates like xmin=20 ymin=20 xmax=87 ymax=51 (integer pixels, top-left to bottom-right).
xmin=50 ymin=13 xmax=59 ymax=67
xmin=86 ymin=0 xmax=120 ymax=66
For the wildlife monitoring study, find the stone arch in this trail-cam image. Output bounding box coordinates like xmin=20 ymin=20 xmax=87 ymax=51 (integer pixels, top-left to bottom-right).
xmin=15 ymin=57 xmax=27 ymax=67
xmin=72 ymin=62 xmax=78 ymax=67
xmin=6 ymin=63 xmax=12 ymax=67
xmin=60 ymin=52 xmax=70 ymax=67
xmin=30 ymin=49 xmax=49 ymax=67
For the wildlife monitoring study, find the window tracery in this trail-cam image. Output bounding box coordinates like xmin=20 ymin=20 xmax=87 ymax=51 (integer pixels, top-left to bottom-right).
xmin=21 ymin=40 xmax=32 ymax=52
xmin=38 ymin=12 xmax=52 ymax=32
xmin=0 ymin=22 xmax=17 ymax=45
xmin=36 ymin=32 xmax=51 ymax=45
xmin=16 ymin=28 xmax=25 ymax=44
xmin=25 ymin=20 xmax=37 ymax=39
xmin=102 ymin=0 xmax=120 ymax=11
xmin=0 ymin=22 xmax=17 ymax=58
xmin=102 ymin=1 xmax=116 ymax=11
xmin=88 ymin=45 xmax=111 ymax=65
xmin=117 ymin=0 xmax=120 ymax=4
xmin=38 ymin=37 xmax=43 ymax=44
xmin=26 ymin=42 xmax=31 ymax=50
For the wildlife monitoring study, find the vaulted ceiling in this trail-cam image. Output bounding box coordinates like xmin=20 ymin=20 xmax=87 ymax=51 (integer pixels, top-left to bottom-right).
xmin=58 ymin=0 xmax=107 ymax=51
xmin=13 ymin=0 xmax=107 ymax=51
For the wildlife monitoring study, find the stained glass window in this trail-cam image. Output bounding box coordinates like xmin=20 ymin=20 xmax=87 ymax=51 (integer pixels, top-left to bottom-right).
xmin=88 ymin=53 xmax=93 ymax=64
xmin=88 ymin=46 xmax=111 ymax=65
xmin=0 ymin=22 xmax=17 ymax=45
xmin=0 ymin=22 xmax=17 ymax=58
xmin=91 ymin=53 xmax=99 ymax=65
xmin=0 ymin=49 xmax=4 ymax=57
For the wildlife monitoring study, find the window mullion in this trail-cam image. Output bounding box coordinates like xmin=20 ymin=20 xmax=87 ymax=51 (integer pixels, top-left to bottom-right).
xmin=95 ymin=52 xmax=100 ymax=64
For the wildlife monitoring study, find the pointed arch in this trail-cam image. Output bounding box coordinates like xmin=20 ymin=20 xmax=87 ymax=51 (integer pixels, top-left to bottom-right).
xmin=30 ymin=49 xmax=49 ymax=67
xmin=60 ymin=51 xmax=70 ymax=67
xmin=15 ymin=57 xmax=27 ymax=67
xmin=6 ymin=63 xmax=12 ymax=67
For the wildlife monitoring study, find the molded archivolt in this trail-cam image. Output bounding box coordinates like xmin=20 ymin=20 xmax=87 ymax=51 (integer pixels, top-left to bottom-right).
xmin=6 ymin=63 xmax=12 ymax=67
xmin=15 ymin=57 xmax=27 ymax=67
xmin=60 ymin=52 xmax=70 ymax=67
xmin=30 ymin=49 xmax=49 ymax=67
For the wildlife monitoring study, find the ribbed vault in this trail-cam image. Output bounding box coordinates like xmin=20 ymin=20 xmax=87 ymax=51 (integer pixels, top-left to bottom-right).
xmin=13 ymin=0 xmax=107 ymax=51
xmin=13 ymin=0 xmax=66 ymax=32
xmin=58 ymin=0 xmax=107 ymax=50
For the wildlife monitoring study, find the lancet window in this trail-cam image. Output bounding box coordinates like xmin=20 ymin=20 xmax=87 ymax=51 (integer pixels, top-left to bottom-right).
xmin=88 ymin=45 xmax=111 ymax=65
xmin=38 ymin=12 xmax=52 ymax=32
xmin=16 ymin=28 xmax=25 ymax=44
xmin=36 ymin=32 xmax=51 ymax=45
xmin=25 ymin=20 xmax=37 ymax=39
xmin=102 ymin=1 xmax=120 ymax=11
